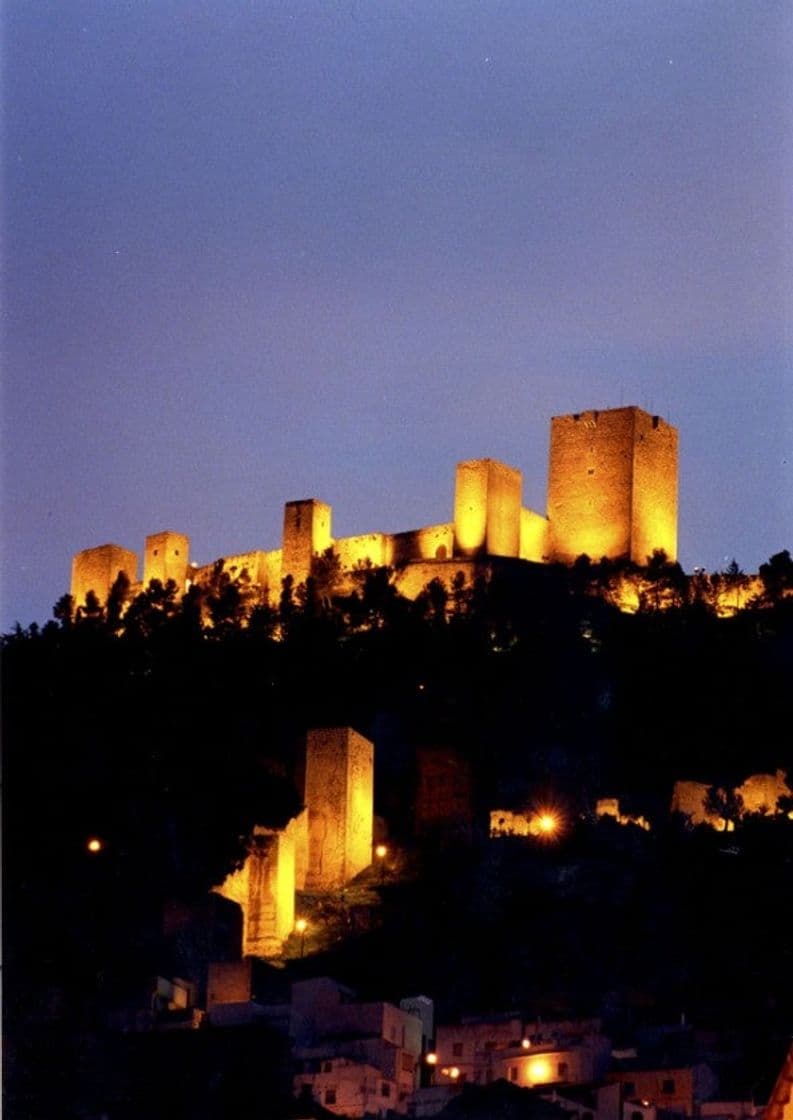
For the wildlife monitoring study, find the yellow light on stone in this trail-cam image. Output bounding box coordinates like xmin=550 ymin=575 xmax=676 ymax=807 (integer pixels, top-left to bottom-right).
xmin=528 ymin=1057 xmax=553 ymax=1083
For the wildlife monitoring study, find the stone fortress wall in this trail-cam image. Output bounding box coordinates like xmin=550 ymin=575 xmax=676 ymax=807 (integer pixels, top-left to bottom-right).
xmin=215 ymin=728 xmax=375 ymax=958
xmin=70 ymin=406 xmax=679 ymax=610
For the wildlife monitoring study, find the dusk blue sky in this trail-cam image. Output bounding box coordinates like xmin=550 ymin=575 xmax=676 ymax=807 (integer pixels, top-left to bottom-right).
xmin=3 ymin=1 xmax=792 ymax=630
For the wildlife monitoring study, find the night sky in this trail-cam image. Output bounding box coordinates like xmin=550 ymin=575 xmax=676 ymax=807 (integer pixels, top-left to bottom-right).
xmin=4 ymin=1 xmax=792 ymax=632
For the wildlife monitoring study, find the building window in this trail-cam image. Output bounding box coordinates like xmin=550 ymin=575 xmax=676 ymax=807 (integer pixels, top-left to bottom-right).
xmin=632 ymin=1112 xmax=644 ymax=1120
xmin=558 ymin=1062 xmax=569 ymax=1078
xmin=325 ymin=1089 xmax=336 ymax=1105
xmin=485 ymin=1040 xmax=496 ymax=1051
xmin=382 ymin=1082 xmax=391 ymax=1097
xmin=624 ymin=1082 xmax=636 ymax=1097
xmin=662 ymin=1079 xmax=675 ymax=1094
xmin=453 ymin=1042 xmax=464 ymax=1057
xmin=436 ymin=545 xmax=447 ymax=560
xmin=401 ymin=1053 xmax=414 ymax=1072
xmin=510 ymin=1067 xmax=518 ymax=1082
xmin=323 ymin=1062 xmax=332 ymax=1073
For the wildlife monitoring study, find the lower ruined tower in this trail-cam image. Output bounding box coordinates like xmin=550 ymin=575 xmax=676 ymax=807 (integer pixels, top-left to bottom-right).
xmin=282 ymin=499 xmax=332 ymax=587
xmin=71 ymin=543 xmax=138 ymax=608
xmin=304 ymin=727 xmax=374 ymax=891
xmin=453 ymin=458 xmax=522 ymax=559
xmin=546 ymin=406 xmax=678 ymax=565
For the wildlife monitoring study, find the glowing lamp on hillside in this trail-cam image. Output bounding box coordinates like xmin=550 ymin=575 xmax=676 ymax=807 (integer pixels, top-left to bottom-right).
xmin=529 ymin=809 xmax=561 ymax=839
xmin=521 ymin=1038 xmax=531 ymax=1049
xmin=295 ymin=917 xmax=308 ymax=957
xmin=425 ymin=1052 xmax=438 ymax=1066
xmin=86 ymin=837 xmax=103 ymax=854
xmin=375 ymin=843 xmax=388 ymax=884
xmin=528 ymin=1057 xmax=553 ymax=1084
xmin=441 ymin=1066 xmax=461 ymax=1081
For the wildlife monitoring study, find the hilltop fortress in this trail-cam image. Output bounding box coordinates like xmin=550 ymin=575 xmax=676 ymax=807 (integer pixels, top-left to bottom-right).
xmin=71 ymin=406 xmax=678 ymax=609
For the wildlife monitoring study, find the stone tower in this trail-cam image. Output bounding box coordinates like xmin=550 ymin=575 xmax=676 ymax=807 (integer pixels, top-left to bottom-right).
xmin=143 ymin=531 xmax=190 ymax=590
xmin=453 ymin=458 xmax=522 ymax=559
xmin=546 ymin=406 xmax=678 ymax=565
xmin=71 ymin=543 xmax=138 ymax=608
xmin=215 ymin=824 xmax=297 ymax=958
xmin=282 ymin=499 xmax=332 ymax=587
xmin=304 ymin=727 xmax=374 ymax=891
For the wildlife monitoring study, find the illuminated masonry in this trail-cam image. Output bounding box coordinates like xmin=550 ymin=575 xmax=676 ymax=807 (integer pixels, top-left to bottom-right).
xmin=215 ymin=728 xmax=374 ymax=958
xmin=70 ymin=406 xmax=678 ymax=609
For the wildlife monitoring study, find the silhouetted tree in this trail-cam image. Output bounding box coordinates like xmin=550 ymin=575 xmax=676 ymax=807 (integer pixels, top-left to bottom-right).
xmin=52 ymin=593 xmax=75 ymax=630
xmin=757 ymin=549 xmax=793 ymax=606
xmin=722 ymin=558 xmax=750 ymax=613
xmin=705 ymin=784 xmax=744 ymax=831
xmin=639 ymin=549 xmax=687 ymax=612
xmin=106 ymin=570 xmax=131 ymax=633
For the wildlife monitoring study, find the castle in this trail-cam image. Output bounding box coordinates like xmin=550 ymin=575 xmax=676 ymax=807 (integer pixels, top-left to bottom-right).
xmin=70 ymin=406 xmax=679 ymax=609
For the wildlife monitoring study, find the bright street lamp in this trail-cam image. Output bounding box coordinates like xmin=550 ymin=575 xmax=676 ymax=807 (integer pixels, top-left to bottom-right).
xmin=295 ymin=918 xmax=307 ymax=957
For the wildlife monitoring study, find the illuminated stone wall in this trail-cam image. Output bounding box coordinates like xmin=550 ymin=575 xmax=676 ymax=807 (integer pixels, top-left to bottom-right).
xmin=287 ymin=808 xmax=309 ymax=891
xmin=670 ymin=780 xmax=726 ymax=829
xmin=71 ymin=543 xmax=139 ymax=607
xmin=389 ymin=523 xmax=454 ymax=566
xmin=304 ymin=727 xmax=374 ymax=891
xmin=631 ymin=410 xmax=678 ymax=564
xmin=453 ymin=459 xmax=522 ymax=558
xmin=282 ymin=499 xmax=332 ymax=587
xmin=671 ymin=772 xmax=791 ymax=828
xmin=547 ymin=407 xmax=678 ymax=564
xmin=737 ymin=770 xmax=790 ymax=813
xmin=392 ymin=558 xmax=479 ymax=602
xmin=143 ymin=531 xmax=190 ymax=590
xmin=215 ymin=549 xmax=271 ymax=589
xmin=334 ymin=532 xmax=390 ymax=573
xmin=489 ymin=809 xmax=533 ymax=837
xmin=765 ymin=1043 xmax=793 ymax=1120
xmin=595 ymin=798 xmax=651 ymax=830
xmin=215 ymin=824 xmax=296 ymax=957
xmin=520 ymin=507 xmax=549 ymax=562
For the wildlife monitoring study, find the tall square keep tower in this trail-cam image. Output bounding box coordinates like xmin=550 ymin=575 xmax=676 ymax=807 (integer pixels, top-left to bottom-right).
xmin=546 ymin=406 xmax=678 ymax=565
xmin=304 ymin=727 xmax=374 ymax=891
